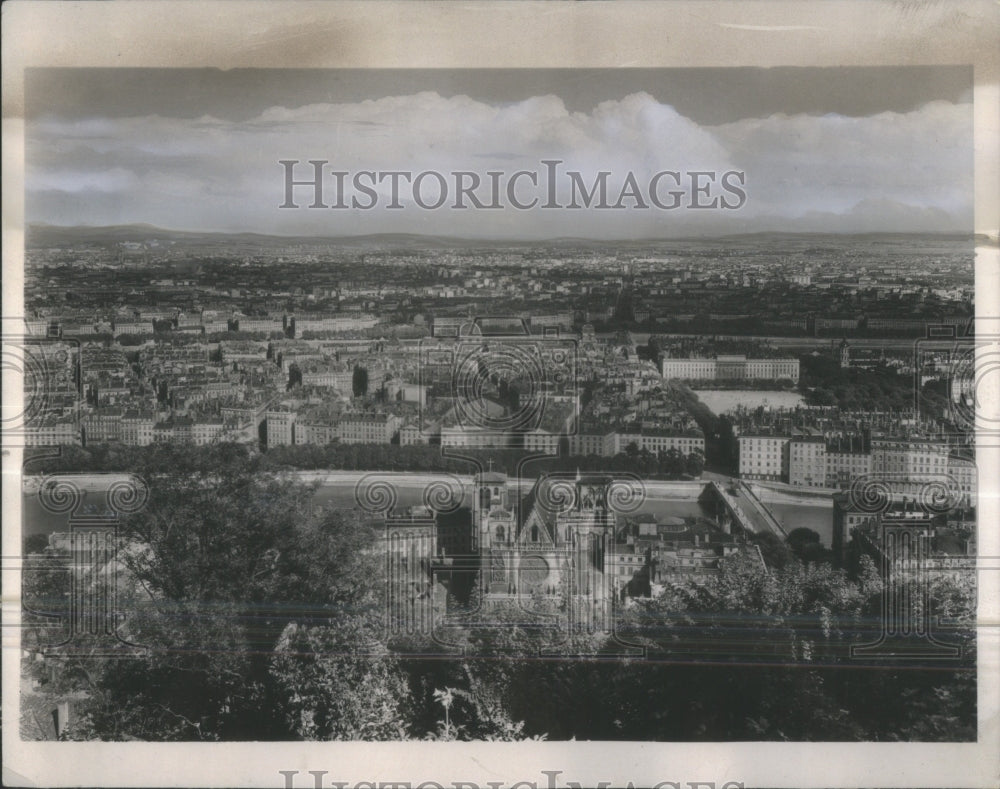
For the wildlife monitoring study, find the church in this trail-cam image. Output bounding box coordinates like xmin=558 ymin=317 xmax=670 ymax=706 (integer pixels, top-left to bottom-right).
xmin=385 ymin=470 xmax=621 ymax=638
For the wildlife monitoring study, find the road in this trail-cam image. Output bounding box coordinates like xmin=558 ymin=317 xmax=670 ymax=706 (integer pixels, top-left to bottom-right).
xmin=731 ymin=481 xmax=788 ymax=538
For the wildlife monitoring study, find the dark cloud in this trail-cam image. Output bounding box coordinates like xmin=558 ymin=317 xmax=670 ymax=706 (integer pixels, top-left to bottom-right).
xmin=27 ymin=66 xmax=972 ymax=124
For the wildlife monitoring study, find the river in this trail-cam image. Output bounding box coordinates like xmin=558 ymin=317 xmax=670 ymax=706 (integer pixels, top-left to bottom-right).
xmin=21 ymin=474 xmax=710 ymax=537
xmin=750 ymin=484 xmax=835 ymax=546
xmin=21 ymin=473 xmax=832 ymax=546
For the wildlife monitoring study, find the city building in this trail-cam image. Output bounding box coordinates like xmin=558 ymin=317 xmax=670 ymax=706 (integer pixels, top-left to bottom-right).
xmin=120 ymin=411 xmax=155 ymax=446
xmin=788 ymin=434 xmax=826 ymax=488
xmin=23 ymin=415 xmax=81 ymax=446
xmin=472 ymin=471 xmax=616 ymax=630
xmin=338 ymin=413 xmax=402 ymax=445
xmin=265 ymin=406 xmax=297 ymax=446
xmin=661 ymin=355 xmax=799 ymax=382
xmin=738 ymin=433 xmax=790 ymax=481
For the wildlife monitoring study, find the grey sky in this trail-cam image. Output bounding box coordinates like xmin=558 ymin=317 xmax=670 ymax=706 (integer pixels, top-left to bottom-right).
xmin=27 ymin=66 xmax=972 ymax=124
xmin=26 ymin=67 xmax=973 ymax=238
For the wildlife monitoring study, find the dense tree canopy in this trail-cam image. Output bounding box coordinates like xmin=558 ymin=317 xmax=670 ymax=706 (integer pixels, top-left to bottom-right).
xmin=799 ymin=354 xmax=913 ymax=411
xmin=26 ymin=441 xmax=706 ymax=481
xmin=21 ymin=448 xmax=976 ymax=742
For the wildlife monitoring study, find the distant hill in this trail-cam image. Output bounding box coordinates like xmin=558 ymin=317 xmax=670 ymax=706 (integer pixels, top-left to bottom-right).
xmin=25 ymin=222 xmax=986 ymax=250
xmin=26 ymin=223 xmax=475 ymax=250
xmin=27 ymin=223 xmax=499 ymax=250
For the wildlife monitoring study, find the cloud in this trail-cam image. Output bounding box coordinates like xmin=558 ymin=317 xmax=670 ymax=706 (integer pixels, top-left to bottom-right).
xmin=753 ymin=198 xmax=968 ymax=235
xmin=711 ymin=100 xmax=972 ymax=221
xmin=28 ymin=166 xmax=139 ymax=194
xmin=26 ymin=92 xmax=972 ymax=237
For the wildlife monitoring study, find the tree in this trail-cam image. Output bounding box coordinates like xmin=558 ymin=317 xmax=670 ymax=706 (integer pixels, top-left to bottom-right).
xmin=352 ymin=365 xmax=369 ymax=398
xmin=612 ymin=550 xmax=974 ymax=741
xmin=784 ymin=527 xmax=834 ymax=564
xmin=684 ymin=449 xmax=705 ymax=477
xmin=24 ymin=533 xmax=50 ymax=555
xmin=714 ymin=415 xmax=739 ymax=472
xmin=753 ymin=531 xmax=793 ymax=569
xmin=786 ymin=527 xmax=822 ymax=555
xmin=21 ymin=446 xmax=975 ymax=744
xmin=270 ymin=618 xmax=410 ymax=740
xmin=53 ymin=454 xmax=389 ymax=741
xmin=428 ymin=599 xmax=599 ymax=741
xmin=658 ymin=447 xmax=685 ymax=476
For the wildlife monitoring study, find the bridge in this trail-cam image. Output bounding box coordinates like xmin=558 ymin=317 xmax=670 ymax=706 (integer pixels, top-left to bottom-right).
xmin=698 ymin=480 xmax=787 ymax=539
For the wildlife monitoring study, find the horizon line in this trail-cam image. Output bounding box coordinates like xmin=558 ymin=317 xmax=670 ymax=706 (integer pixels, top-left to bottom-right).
xmin=26 ymin=221 xmax=986 ymax=245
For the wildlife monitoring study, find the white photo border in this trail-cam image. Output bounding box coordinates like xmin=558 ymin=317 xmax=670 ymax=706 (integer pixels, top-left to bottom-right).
xmin=3 ymin=2 xmax=998 ymax=787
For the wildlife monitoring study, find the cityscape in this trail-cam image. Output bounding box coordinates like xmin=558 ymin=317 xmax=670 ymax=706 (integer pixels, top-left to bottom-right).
xmin=13 ymin=64 xmax=979 ymax=748
xmin=18 ymin=226 xmax=979 ymax=743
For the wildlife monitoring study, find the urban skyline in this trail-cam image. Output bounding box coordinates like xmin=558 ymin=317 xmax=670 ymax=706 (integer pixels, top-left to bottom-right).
xmin=16 ymin=63 xmax=981 ymax=752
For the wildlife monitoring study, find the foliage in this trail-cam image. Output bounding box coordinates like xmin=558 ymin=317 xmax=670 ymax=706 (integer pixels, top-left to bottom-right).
xmin=799 ymin=354 xmax=913 ymax=411
xmin=352 ymin=365 xmax=369 ymax=398
xmin=613 ymin=552 xmax=975 ymax=741
xmin=270 ymin=620 xmax=410 ymax=740
xmin=26 ymin=441 xmax=706 ymax=481
xmin=785 ymin=527 xmax=834 ymax=564
xmin=29 ymin=454 xmax=392 ymax=741
xmin=751 ymin=531 xmax=793 ymax=569
xmin=22 ymin=445 xmax=976 ymax=743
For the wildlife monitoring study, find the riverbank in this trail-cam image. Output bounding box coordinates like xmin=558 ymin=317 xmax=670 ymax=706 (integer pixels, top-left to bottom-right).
xmin=20 ymin=472 xmax=713 ymax=537
xmin=749 ymin=480 xmax=836 ymax=507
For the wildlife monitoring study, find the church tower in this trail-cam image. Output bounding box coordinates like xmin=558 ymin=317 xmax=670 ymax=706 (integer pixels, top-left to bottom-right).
xmin=559 ymin=473 xmax=616 ymax=634
xmin=473 ymin=469 xmax=511 ymax=550
xmin=474 ymin=469 xmax=518 ymax=596
xmin=839 ymin=338 xmax=851 ymax=369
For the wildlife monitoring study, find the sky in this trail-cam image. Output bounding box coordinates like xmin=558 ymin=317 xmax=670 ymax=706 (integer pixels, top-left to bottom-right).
xmin=26 ymin=67 xmax=973 ymax=239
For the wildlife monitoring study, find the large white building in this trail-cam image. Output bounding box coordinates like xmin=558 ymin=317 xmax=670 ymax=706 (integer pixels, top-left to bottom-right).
xmin=399 ymin=422 xmax=428 ymax=445
xmin=337 ymin=413 xmax=402 ymax=444
xmin=871 ymin=438 xmax=976 ymax=507
xmin=112 ymin=321 xmax=154 ymax=337
xmin=824 ymin=444 xmax=872 ymax=489
xmin=742 ymin=431 xmax=975 ymax=506
xmin=738 ymin=434 xmax=790 ymax=481
xmin=23 ymin=416 xmax=81 ymax=446
xmin=236 ymin=317 xmax=283 ymax=334
xmin=191 ymin=419 xmax=226 ymax=445
xmin=294 ymin=419 xmax=339 ymax=446
xmin=294 ymin=314 xmax=379 ymax=334
xmin=300 ymin=368 xmax=354 ymax=391
xmin=661 ymin=355 xmax=799 ymax=383
xmin=265 ymin=407 xmax=297 ymax=446
xmin=788 ymin=435 xmax=826 ymax=487
xmin=82 ymin=408 xmax=124 ymax=444
xmin=120 ymin=412 xmax=155 ymax=446
xmin=567 ymin=430 xmax=705 ymax=458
